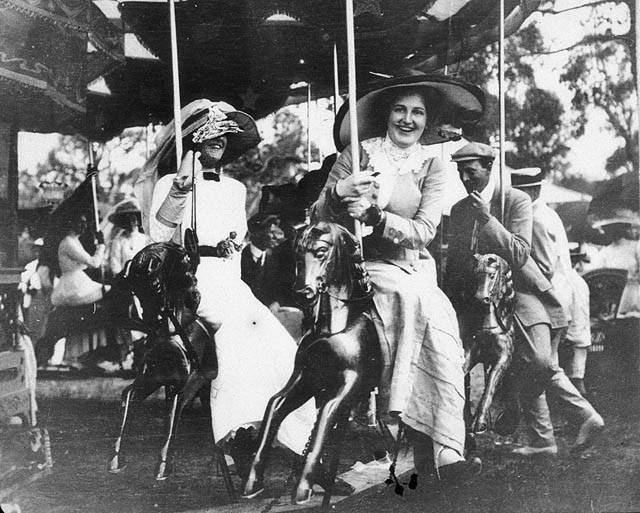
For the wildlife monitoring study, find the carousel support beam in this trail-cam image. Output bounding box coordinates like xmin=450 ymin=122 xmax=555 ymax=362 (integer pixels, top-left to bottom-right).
xmin=345 ymin=0 xmax=363 ymax=246
xmin=498 ymin=0 xmax=506 ymax=223
xmin=0 ymin=123 xmax=19 ymax=267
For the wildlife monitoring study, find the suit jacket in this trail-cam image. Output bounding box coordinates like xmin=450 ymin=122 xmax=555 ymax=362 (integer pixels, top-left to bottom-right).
xmin=241 ymin=243 xmax=296 ymax=307
xmin=445 ymin=187 xmax=567 ymax=328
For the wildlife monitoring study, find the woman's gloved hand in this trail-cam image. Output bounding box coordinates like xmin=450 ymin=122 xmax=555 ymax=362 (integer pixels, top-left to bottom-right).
xmin=173 ymin=150 xmax=203 ymax=192
xmin=95 ymin=231 xmax=105 ymax=245
xmin=335 ymin=171 xmax=376 ymax=199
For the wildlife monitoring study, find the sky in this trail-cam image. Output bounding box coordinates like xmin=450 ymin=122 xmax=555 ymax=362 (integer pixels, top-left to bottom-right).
xmin=18 ymin=0 xmax=629 ymax=184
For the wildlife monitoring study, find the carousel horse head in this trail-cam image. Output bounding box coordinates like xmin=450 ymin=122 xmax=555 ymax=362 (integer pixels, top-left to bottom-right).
xmin=122 ymin=242 xmax=200 ymax=326
xmin=469 ymin=253 xmax=514 ymax=311
xmin=294 ymin=222 xmax=370 ymax=305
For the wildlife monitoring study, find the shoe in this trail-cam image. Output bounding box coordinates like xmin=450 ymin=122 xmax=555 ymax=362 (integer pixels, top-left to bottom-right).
xmin=436 ymin=457 xmax=482 ymax=484
xmin=571 ymin=414 xmax=604 ymax=453
xmin=511 ymin=444 xmax=558 ymax=456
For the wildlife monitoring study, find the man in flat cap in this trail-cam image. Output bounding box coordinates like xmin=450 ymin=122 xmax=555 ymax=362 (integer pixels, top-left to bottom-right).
xmin=444 ymin=143 xmax=598 ymax=455
xmin=512 ymin=167 xmax=603 ymax=450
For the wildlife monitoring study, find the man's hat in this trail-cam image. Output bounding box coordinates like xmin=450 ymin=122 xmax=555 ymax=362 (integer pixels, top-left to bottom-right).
xmin=511 ymin=167 xmax=544 ymax=188
xmin=450 ymin=141 xmax=495 ymax=162
xmin=333 ymin=74 xmax=484 ymax=152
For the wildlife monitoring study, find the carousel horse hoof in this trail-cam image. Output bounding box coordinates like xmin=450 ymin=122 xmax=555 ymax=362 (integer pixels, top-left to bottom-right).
xmin=155 ymin=458 xmax=173 ymax=481
xmin=241 ymin=482 xmax=265 ymax=500
xmin=293 ymin=487 xmax=314 ymax=506
xmin=108 ymin=454 xmax=126 ymax=473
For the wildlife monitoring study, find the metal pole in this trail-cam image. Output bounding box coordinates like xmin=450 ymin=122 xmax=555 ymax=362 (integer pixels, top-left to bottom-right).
xmin=333 ymin=43 xmax=340 ymax=117
xmin=168 ymin=0 xmax=183 ymax=170
xmin=88 ymin=142 xmax=100 ymax=233
xmin=345 ymin=0 xmax=363 ymax=245
xmin=307 ymin=83 xmax=312 ymax=172
xmin=636 ymin=0 xmax=640 ymax=220
xmin=498 ymin=0 xmax=506 ymax=223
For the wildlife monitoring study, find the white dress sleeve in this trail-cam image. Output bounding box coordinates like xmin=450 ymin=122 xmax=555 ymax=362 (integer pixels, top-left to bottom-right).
xmin=149 ymin=174 xmax=182 ymax=243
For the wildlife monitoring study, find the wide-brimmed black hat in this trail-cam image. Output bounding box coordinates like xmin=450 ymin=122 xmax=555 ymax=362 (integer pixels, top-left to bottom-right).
xmin=157 ymin=100 xmax=261 ymax=171
xmin=333 ymin=74 xmax=485 ymax=152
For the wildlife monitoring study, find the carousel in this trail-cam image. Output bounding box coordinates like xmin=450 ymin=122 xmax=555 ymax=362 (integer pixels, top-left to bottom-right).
xmin=2 ymin=0 xmax=628 ymax=511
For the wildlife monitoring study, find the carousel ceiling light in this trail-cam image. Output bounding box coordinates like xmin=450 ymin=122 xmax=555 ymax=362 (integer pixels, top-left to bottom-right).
xmin=264 ymin=11 xmax=302 ymax=25
xmin=289 ymin=81 xmax=309 ymax=90
xmin=404 ymin=53 xmax=416 ymax=60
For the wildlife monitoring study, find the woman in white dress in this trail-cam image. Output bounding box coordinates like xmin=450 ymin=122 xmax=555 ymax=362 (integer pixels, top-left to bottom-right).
xmin=139 ymin=100 xmax=316 ymax=472
xmin=106 ymin=199 xmax=147 ymax=277
xmin=51 ymin=213 xmax=106 ymax=307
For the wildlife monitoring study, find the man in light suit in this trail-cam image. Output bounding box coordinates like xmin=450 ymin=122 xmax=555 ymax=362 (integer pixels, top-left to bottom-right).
xmin=511 ymin=167 xmax=603 ymax=451
xmin=444 ymin=143 xmax=601 ymax=454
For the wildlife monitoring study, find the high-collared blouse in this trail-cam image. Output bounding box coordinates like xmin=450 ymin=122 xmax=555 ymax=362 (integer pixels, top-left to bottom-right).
xmin=312 ymin=136 xmax=447 ymax=267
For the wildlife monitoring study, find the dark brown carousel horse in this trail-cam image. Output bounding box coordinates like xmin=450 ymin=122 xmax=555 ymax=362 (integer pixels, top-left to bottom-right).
xmin=459 ymin=253 xmax=515 ymax=436
xmin=106 ymin=243 xmax=222 ymax=483
xmin=242 ymin=222 xmax=381 ymax=506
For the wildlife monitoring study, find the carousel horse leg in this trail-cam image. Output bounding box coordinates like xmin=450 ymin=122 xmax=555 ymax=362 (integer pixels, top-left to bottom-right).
xmin=473 ymin=350 xmax=511 ymax=434
xmin=108 ymin=371 xmax=160 ymax=473
xmin=294 ymin=370 xmax=359 ymax=505
xmin=156 ymin=387 xmax=179 ymax=481
xmin=108 ymin=385 xmax=134 ymax=473
xmin=242 ymin=370 xmax=312 ymax=499
xmin=35 ymin=309 xmax=68 ymax=366
xmin=321 ymin=414 xmax=349 ymax=511
xmin=155 ymin=372 xmax=208 ymax=480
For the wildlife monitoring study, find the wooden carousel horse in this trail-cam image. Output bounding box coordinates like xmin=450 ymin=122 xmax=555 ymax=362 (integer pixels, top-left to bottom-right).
xmin=242 ymin=222 xmax=381 ymax=506
xmin=459 ymin=253 xmax=516 ymax=436
xmin=106 ymin=243 xmax=226 ymax=487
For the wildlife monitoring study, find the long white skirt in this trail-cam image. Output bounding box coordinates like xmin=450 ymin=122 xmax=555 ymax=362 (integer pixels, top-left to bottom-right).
xmin=196 ymin=257 xmax=315 ymax=454
xmin=51 ymin=270 xmax=104 ymax=307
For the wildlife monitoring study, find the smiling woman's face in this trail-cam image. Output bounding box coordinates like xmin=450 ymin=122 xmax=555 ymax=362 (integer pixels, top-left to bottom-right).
xmin=199 ymin=135 xmax=228 ymax=167
xmin=386 ymin=92 xmax=427 ymax=149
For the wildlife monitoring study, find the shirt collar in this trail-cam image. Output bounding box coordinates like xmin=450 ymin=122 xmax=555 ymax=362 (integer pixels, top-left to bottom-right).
xmin=249 ymin=243 xmax=265 ymax=261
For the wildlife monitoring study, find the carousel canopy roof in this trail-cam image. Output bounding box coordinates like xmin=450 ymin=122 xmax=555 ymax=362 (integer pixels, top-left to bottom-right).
xmin=84 ymin=0 xmax=540 ymax=140
xmin=0 ymin=0 xmax=124 ymax=133
xmin=2 ymin=0 xmax=541 ymax=137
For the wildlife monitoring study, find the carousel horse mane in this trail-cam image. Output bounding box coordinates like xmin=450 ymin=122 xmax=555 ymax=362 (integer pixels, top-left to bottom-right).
xmin=296 ymin=221 xmax=370 ymax=299
xmin=122 ymin=242 xmax=200 ymax=321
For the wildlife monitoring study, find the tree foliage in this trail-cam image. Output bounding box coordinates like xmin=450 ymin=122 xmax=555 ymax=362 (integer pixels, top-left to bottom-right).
xmin=455 ymin=23 xmax=569 ymax=175
xmin=555 ymin=0 xmax=637 ymax=174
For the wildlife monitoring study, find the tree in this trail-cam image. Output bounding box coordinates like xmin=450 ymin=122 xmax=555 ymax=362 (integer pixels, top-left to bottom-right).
xmin=534 ymin=0 xmax=637 ymax=175
xmin=19 ymin=127 xmax=155 ymax=211
xmin=455 ymin=23 xmax=569 ymax=175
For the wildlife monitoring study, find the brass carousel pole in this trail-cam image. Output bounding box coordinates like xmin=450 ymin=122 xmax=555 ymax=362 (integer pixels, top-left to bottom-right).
xmin=345 ymin=0 xmax=363 ymax=247
xmin=168 ymin=0 xmax=183 ymax=167
xmin=498 ymin=0 xmax=506 ymax=223
xmin=307 ymin=82 xmax=312 ymax=171
xmin=333 ymin=43 xmax=340 ymax=118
